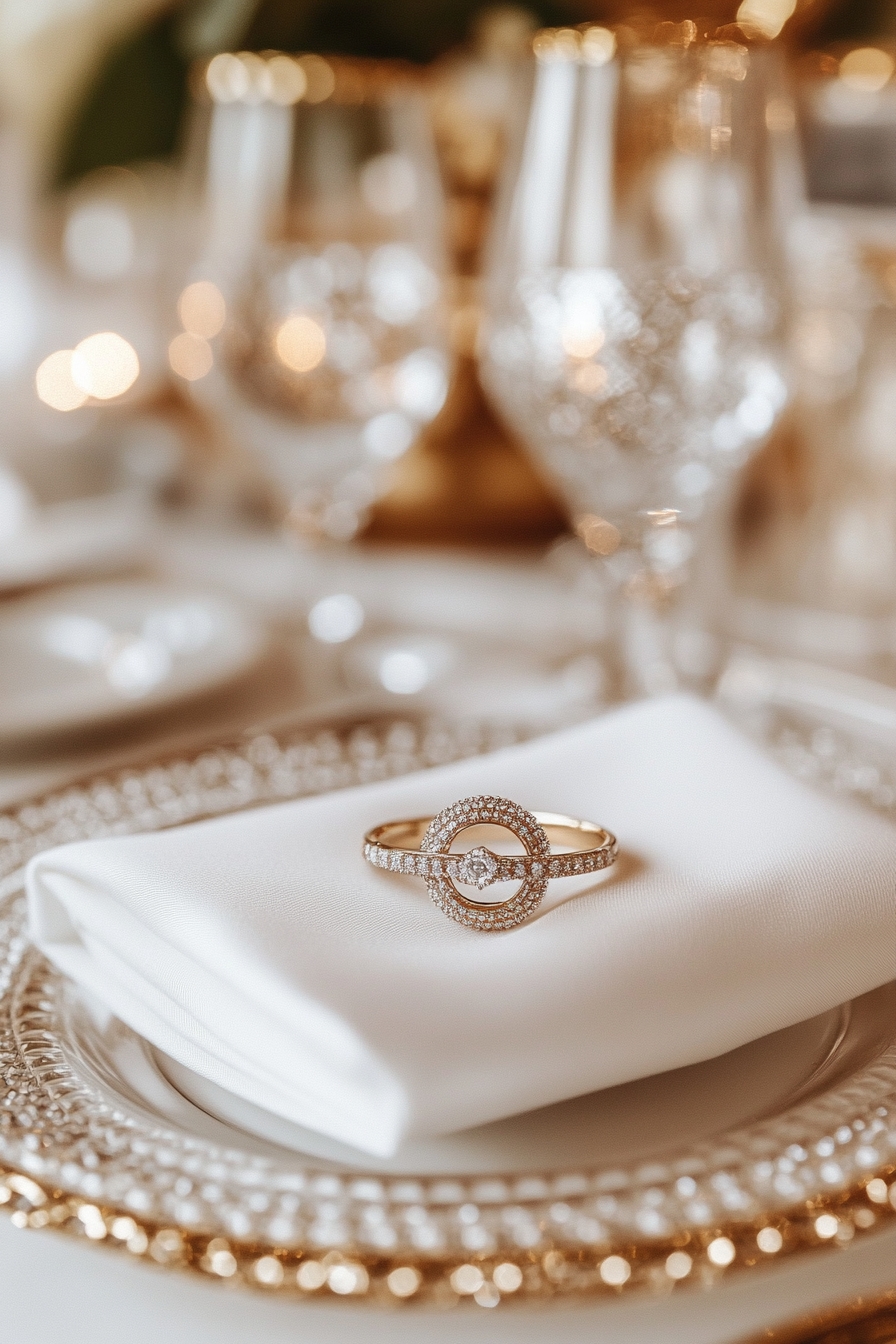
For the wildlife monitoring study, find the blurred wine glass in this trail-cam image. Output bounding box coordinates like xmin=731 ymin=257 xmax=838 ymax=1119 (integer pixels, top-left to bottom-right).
xmin=174 ymin=52 xmax=450 ymax=543
xmin=481 ymin=23 xmax=790 ymax=696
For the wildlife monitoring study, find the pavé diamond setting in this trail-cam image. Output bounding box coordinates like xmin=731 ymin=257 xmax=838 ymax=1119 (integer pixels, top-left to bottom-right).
xmin=420 ymin=797 xmax=551 ymax=930
xmin=364 ymin=796 xmax=618 ymax=931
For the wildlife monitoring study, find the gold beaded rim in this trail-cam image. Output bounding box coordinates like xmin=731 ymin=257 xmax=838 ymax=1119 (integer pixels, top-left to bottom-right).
xmin=0 ymin=1166 xmax=893 ymax=1307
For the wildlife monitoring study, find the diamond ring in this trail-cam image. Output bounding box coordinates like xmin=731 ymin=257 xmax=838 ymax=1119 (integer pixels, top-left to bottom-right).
xmin=363 ymin=795 xmax=617 ymax=931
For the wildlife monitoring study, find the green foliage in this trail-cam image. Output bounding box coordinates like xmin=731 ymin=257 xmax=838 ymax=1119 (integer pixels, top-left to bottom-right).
xmin=56 ymin=12 xmax=189 ymax=184
xmin=55 ymin=0 xmax=576 ymax=182
xmin=54 ymin=0 xmax=894 ymax=185
xmin=810 ymin=0 xmax=896 ymax=43
xmin=246 ymin=0 xmax=572 ymax=61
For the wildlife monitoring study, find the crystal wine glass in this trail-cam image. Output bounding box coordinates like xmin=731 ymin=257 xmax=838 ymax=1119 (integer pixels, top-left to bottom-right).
xmin=481 ymin=24 xmax=790 ymax=696
xmin=174 ymin=53 xmax=450 ymax=543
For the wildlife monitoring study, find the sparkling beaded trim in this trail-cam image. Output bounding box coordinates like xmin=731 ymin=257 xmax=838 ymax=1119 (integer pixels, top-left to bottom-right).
xmin=0 ymin=712 xmax=892 ymax=1307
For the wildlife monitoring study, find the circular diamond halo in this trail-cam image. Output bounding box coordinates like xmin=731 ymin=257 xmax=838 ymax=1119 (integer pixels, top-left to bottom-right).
xmin=421 ymin=795 xmax=550 ymax=931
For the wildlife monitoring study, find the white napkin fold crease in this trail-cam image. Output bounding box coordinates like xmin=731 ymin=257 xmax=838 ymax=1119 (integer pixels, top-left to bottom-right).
xmin=26 ymin=696 xmax=896 ymax=1157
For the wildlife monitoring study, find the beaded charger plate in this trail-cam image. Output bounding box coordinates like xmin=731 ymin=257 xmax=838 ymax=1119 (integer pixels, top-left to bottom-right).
xmin=0 ymin=701 xmax=893 ymax=1310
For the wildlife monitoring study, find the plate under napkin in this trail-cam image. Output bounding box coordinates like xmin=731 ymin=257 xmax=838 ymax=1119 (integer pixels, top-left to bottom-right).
xmin=26 ymin=695 xmax=896 ymax=1157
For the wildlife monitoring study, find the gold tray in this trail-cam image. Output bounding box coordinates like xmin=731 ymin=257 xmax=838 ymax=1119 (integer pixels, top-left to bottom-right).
xmin=0 ymin=704 xmax=893 ymax=1309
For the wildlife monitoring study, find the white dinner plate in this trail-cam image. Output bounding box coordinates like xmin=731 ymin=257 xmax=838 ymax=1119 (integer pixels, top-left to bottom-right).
xmin=0 ymin=704 xmax=892 ymax=1310
xmin=0 ymin=579 xmax=268 ymax=743
xmin=0 ymin=493 xmax=152 ymax=593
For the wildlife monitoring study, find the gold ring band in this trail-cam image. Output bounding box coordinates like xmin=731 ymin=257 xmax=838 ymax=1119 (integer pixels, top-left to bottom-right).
xmin=363 ymin=794 xmax=617 ymax=931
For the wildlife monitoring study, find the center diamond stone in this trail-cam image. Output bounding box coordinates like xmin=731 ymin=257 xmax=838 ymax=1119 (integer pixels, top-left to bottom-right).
xmin=457 ymin=847 xmax=500 ymax=889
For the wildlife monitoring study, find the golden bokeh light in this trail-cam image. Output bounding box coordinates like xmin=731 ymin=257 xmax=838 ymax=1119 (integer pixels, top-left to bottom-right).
xmin=839 ymin=47 xmax=895 ymax=93
xmin=577 ymin=514 xmax=621 ymax=556
xmin=169 ymin=332 xmax=213 ymax=381
xmin=205 ymin=53 xmax=249 ymax=102
xmin=35 ymin=350 xmax=88 ymax=411
xmin=866 ymin=1178 xmax=889 ymax=1204
xmin=492 ymin=1262 xmax=523 ymax=1292
xmin=236 ymin=52 xmax=269 ymax=103
xmin=571 ymin=363 xmax=608 ymax=396
xmin=552 ymin=29 xmax=580 ymax=60
xmin=298 ymin=55 xmax=336 ymax=103
xmin=645 ymin=507 xmax=680 ymax=527
xmin=736 ymin=0 xmax=796 ymax=39
xmin=267 ymin=55 xmax=307 ymax=105
xmin=274 ymin=314 xmax=327 ymax=372
xmin=534 ymin=25 xmax=611 ymax=62
xmin=385 ymin=1266 xmax=421 ymax=1298
xmin=449 ymin=1264 xmax=484 ymax=1295
xmin=562 ymin=327 xmax=605 ymax=359
xmin=253 ymin=1255 xmax=284 ymax=1286
xmin=206 ymin=52 xmax=312 ymax=105
xmin=664 ymin=1251 xmax=692 ymax=1280
xmin=296 ymin=1259 xmax=327 ymax=1290
xmin=598 ymin=1254 xmax=630 ymax=1286
xmin=178 ymin=281 xmax=226 ymax=339
xmin=71 ymin=332 xmax=140 ymax=401
xmin=581 ymin=26 xmax=616 ymax=67
xmin=706 ymin=1236 xmax=736 ymax=1266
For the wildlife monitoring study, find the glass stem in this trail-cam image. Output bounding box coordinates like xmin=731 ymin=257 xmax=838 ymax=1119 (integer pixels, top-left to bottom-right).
xmin=613 ymin=497 xmax=735 ymax=701
xmin=618 ymin=592 xmax=680 ymax=699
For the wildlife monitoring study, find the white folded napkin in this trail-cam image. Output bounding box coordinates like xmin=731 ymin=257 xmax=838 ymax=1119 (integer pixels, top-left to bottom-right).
xmin=27 ymin=695 xmax=896 ymax=1157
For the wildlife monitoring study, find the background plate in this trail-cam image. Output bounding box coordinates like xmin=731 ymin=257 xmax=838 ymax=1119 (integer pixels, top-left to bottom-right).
xmin=0 ymin=579 xmax=268 ymax=742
